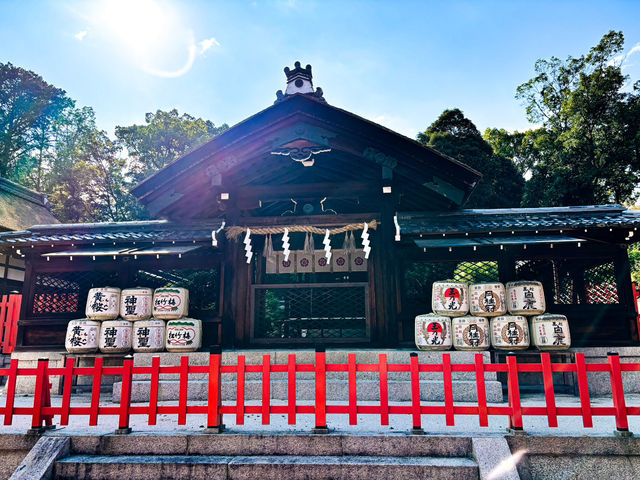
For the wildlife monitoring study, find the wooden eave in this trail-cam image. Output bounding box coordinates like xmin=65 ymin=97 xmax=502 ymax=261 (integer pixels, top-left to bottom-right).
xmin=131 ymin=94 xmax=482 ymax=218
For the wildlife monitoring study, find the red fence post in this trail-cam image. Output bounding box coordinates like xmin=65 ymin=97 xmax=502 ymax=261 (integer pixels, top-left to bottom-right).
xmin=442 ymin=353 xmax=455 ymax=426
xmin=313 ymin=347 xmax=328 ymax=434
xmin=262 ymin=354 xmax=271 ymax=425
xmin=236 ymin=355 xmax=245 ymax=425
xmin=115 ymin=355 xmax=133 ymax=435
xmin=89 ymin=357 xmax=103 ymax=426
xmin=288 ymin=354 xmax=297 ymax=425
xmin=28 ymin=358 xmax=54 ymax=434
xmin=205 ymin=346 xmax=224 ymax=433
xmin=474 ymin=354 xmax=489 ymax=428
xmin=148 ymin=356 xmax=160 ymax=426
xmin=379 ymin=354 xmax=389 ymax=426
xmin=178 ymin=356 xmax=189 ymax=425
xmin=540 ymin=353 xmax=558 ymax=428
xmin=410 ymin=353 xmax=424 ymax=434
xmin=5 ymin=295 xmax=21 ymax=354
xmin=506 ymin=355 xmax=524 ymax=433
xmin=348 ymin=353 xmax=358 ymax=426
xmin=608 ymin=352 xmax=631 ymax=436
xmin=575 ymin=353 xmax=593 ymax=428
xmin=60 ymin=357 xmax=75 ymax=426
xmin=0 ymin=295 xmax=8 ymax=354
xmin=3 ymin=359 xmax=18 ymax=426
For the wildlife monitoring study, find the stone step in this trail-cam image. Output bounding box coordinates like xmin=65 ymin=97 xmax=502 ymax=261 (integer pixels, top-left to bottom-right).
xmin=74 ymin=433 xmax=472 ymax=457
xmin=55 ymin=454 xmax=479 ymax=480
xmin=113 ymin=378 xmax=503 ymax=403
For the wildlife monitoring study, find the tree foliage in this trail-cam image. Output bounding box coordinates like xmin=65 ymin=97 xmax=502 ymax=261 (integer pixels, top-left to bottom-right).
xmin=115 ymin=109 xmax=228 ymax=182
xmin=486 ymin=31 xmax=640 ymax=206
xmin=0 ymin=63 xmax=226 ymax=223
xmin=417 ymin=109 xmax=524 ymax=208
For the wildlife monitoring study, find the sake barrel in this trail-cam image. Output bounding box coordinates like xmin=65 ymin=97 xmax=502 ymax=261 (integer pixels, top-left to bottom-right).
xmin=120 ymin=287 xmax=153 ymax=321
xmin=133 ymin=319 xmax=165 ymax=353
xmin=506 ymin=281 xmax=546 ymax=315
xmin=415 ymin=314 xmax=452 ymax=351
xmin=432 ymin=281 xmax=469 ymax=316
xmin=452 ymin=316 xmax=490 ymax=351
xmin=470 ymin=282 xmax=507 ymax=316
xmin=85 ymin=287 xmax=120 ymax=320
xmin=530 ymin=314 xmax=571 ymax=351
xmin=65 ymin=319 xmax=100 ymax=353
xmin=490 ymin=315 xmax=530 ymax=350
xmin=166 ymin=318 xmax=202 ymax=352
xmin=152 ymin=287 xmax=189 ymax=319
xmin=98 ymin=320 xmax=132 ymax=353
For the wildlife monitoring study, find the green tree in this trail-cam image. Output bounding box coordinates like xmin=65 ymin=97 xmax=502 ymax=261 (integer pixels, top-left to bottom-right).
xmin=418 ymin=109 xmax=524 ymax=208
xmin=0 ymin=62 xmax=70 ymax=185
xmin=491 ymin=31 xmax=640 ymax=206
xmin=46 ymin=107 xmax=142 ymax=222
xmin=115 ymin=109 xmax=228 ymax=182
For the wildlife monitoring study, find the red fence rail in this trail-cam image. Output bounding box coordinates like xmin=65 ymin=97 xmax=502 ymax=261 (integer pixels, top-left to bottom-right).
xmin=0 ymin=295 xmax=21 ymax=354
xmin=1 ymin=348 xmax=639 ymax=434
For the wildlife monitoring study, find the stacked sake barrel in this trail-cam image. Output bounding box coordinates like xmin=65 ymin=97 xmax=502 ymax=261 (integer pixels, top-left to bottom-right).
xmin=65 ymin=286 xmax=201 ymax=354
xmin=507 ymin=281 xmax=571 ymax=351
xmin=153 ymin=287 xmax=202 ymax=353
xmin=415 ymin=279 xmax=570 ymax=352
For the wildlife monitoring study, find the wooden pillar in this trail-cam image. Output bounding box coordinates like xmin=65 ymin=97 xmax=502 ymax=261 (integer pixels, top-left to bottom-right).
xmin=372 ymin=198 xmax=399 ymax=347
xmin=221 ymin=236 xmax=252 ymax=348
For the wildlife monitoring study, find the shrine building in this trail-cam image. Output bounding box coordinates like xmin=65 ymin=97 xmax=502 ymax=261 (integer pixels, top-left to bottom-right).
xmin=1 ymin=61 xmax=640 ymax=353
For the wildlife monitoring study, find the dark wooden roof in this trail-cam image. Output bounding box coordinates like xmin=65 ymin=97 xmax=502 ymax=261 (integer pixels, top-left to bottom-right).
xmin=0 ymin=178 xmax=59 ymax=231
xmin=398 ymin=205 xmax=640 ymax=244
xmin=131 ymin=93 xmax=482 ymax=218
xmin=0 ymin=219 xmax=224 ymax=248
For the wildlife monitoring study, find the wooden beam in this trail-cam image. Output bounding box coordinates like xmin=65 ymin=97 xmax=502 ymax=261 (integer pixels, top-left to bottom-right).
xmin=232 ymin=182 xmax=378 ymax=208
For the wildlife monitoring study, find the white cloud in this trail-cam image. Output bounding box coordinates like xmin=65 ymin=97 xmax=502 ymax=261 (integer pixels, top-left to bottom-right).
xmin=610 ymin=42 xmax=640 ymax=67
xmin=198 ymin=37 xmax=220 ymax=55
xmin=74 ymin=30 xmax=87 ymax=41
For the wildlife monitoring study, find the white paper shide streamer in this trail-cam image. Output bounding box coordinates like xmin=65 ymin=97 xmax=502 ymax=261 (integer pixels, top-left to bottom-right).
xmin=282 ymin=227 xmax=291 ymax=261
xmin=323 ymin=229 xmax=332 ymax=260
xmin=361 ymin=222 xmax=371 ymax=259
xmin=243 ymin=228 xmax=253 ymax=264
xmin=211 ymin=220 xmax=226 ymax=247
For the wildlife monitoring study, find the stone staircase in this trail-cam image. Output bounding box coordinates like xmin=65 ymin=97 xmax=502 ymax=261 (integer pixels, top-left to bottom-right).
xmin=54 ymin=433 xmax=480 ymax=480
xmin=112 ymin=350 xmax=503 ymax=403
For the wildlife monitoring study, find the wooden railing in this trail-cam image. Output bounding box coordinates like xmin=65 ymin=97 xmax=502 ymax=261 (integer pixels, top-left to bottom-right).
xmin=2 ymin=348 xmax=638 ymax=435
xmin=0 ymin=295 xmax=21 ymax=354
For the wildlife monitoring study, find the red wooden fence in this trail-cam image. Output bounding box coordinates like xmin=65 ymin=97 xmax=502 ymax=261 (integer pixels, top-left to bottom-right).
xmin=0 ymin=295 xmax=21 ymax=354
xmin=1 ymin=349 xmax=638 ymax=434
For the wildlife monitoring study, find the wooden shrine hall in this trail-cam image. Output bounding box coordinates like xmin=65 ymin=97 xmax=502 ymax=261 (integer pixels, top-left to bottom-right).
xmin=2 ymin=62 xmax=640 ymax=351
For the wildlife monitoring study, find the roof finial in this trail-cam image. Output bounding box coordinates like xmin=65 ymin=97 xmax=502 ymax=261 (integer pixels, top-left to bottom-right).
xmin=275 ymin=61 xmax=326 ymax=104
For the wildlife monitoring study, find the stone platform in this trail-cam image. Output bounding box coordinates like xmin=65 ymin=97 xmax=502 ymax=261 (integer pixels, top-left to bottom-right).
xmin=111 ymin=349 xmax=504 ymax=403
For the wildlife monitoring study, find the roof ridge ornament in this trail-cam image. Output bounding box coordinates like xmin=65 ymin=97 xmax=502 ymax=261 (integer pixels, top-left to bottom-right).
xmin=275 ymin=61 xmax=326 ymax=104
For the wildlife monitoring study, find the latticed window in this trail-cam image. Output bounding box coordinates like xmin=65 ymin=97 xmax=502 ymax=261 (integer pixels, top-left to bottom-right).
xmin=135 ymin=268 xmax=220 ymax=315
xmin=515 ymin=258 xmax=619 ymax=305
xmin=584 ymin=262 xmax=618 ymax=304
xmin=453 ymin=261 xmax=499 ymax=284
xmin=31 ymin=270 xmax=119 ymax=316
xmin=253 ymin=284 xmax=368 ymax=340
xmin=403 ymin=260 xmax=499 ymax=304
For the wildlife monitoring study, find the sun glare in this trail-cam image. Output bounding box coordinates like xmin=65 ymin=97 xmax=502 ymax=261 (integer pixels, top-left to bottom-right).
xmin=99 ymin=0 xmax=170 ymax=56
xmin=89 ymin=0 xmax=197 ymax=78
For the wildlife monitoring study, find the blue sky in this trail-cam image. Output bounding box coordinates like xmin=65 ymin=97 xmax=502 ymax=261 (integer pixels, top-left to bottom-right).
xmin=2 ymin=0 xmax=640 ymax=138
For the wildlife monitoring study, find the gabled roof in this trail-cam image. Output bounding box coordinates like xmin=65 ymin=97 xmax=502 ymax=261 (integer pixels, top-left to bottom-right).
xmin=398 ymin=205 xmax=640 ymax=238
xmin=0 ymin=178 xmax=59 ymax=231
xmin=131 ymin=93 xmax=482 ymax=214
